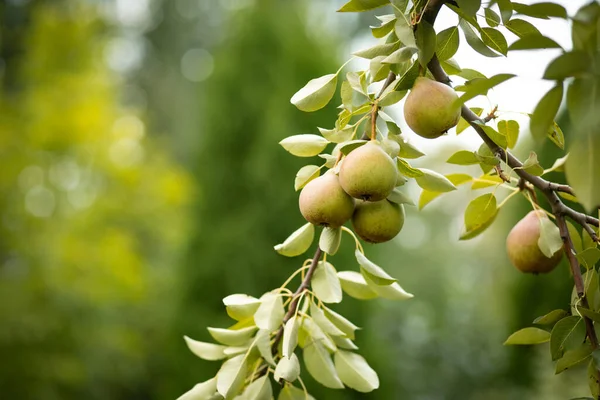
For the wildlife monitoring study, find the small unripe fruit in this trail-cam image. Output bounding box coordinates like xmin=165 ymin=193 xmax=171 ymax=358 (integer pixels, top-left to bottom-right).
xmin=506 ymin=210 xmax=563 ymax=274
xmin=403 ymin=77 xmax=461 ymax=139
xmin=299 ymin=171 xmax=355 ymax=227
xmin=339 ymin=142 xmax=397 ymax=201
xmin=352 ymin=200 xmax=405 ymax=243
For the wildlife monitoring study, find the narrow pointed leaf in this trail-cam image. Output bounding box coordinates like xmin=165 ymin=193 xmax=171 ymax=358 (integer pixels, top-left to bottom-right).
xmin=355 ymin=249 xmax=395 ymax=285
xmin=184 ymin=336 xmax=227 ymax=361
xmin=504 ymin=327 xmax=551 ymax=345
xmin=177 ymin=378 xmax=218 ymax=400
xmin=282 ymin=316 xmax=301 ymax=358
xmin=208 ymin=326 xmax=257 ymax=347
xmin=338 ymin=0 xmax=390 ymax=12
xmin=337 ymin=271 xmax=378 ymax=300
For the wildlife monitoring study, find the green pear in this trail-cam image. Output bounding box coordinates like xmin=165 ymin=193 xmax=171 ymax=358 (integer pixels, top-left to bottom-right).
xmin=299 ymin=171 xmax=355 ymax=227
xmin=403 ymin=77 xmax=461 ymax=139
xmin=339 ymin=141 xmax=397 ymax=201
xmin=506 ymin=210 xmax=563 ymax=274
xmin=352 ymin=200 xmax=405 ymax=243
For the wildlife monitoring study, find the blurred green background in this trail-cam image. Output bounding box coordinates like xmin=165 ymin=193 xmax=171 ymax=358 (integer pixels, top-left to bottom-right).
xmin=0 ymin=0 xmax=587 ymax=398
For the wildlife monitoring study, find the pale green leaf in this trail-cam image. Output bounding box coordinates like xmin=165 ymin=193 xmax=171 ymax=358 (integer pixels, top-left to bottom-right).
xmin=504 ymin=327 xmax=551 ymax=345
xmin=537 ymin=215 xmax=563 ymax=258
xmin=463 ymin=193 xmax=497 ymax=235
xmin=332 ymin=336 xmax=359 ymax=350
xmin=556 ymin=344 xmax=593 ymax=374
xmin=436 ymin=26 xmax=460 ymax=61
xmin=447 ymin=150 xmax=479 ymax=165
xmin=522 ymin=151 xmax=545 ymax=176
xmin=371 ymin=15 xmax=396 ymax=38
xmin=416 ymin=20 xmax=436 ymax=67
xmin=497 ymin=120 xmax=519 ymax=149
xmin=282 ymin=316 xmax=300 ymax=358
xmin=370 ymin=56 xmax=391 ymax=82
xmin=184 ymin=336 xmax=226 ymax=361
xmin=353 ymin=42 xmax=400 ymax=60
xmin=291 ymin=75 xmax=338 ymax=112
xmin=177 ymin=379 xmax=218 ymax=400
xmin=318 ymin=126 xmax=354 ymax=144
xmin=222 ymin=294 xmax=261 ymax=322
xmin=338 ymin=0 xmax=390 ymax=12
xmin=217 ymin=355 xmax=247 ymax=399
xmin=254 ymin=291 xmax=285 ymax=331
xmin=304 ymin=341 xmax=344 ymax=389
xmin=310 ymin=302 xmax=345 ymax=337
xmin=458 ymin=73 xmax=515 ymax=104
xmin=387 ymin=188 xmax=415 ymax=206
xmin=301 ymin=317 xmax=337 ymax=352
xmin=255 ymin=330 xmax=276 ymax=366
xmin=356 ymin=249 xmax=396 ymax=285
xmin=275 ymin=223 xmax=315 ymax=257
xmin=471 ymin=175 xmax=503 ymax=189
xmin=415 ymin=168 xmax=457 ymax=192
xmin=362 ymin=272 xmax=413 ymax=300
xmin=334 ymin=351 xmax=380 ymax=392
xmin=241 ymin=375 xmax=272 ymax=400
xmin=512 ymin=1 xmax=567 ymax=19
xmin=279 ymin=135 xmax=329 ymax=157
xmin=382 ymin=47 xmax=418 ymax=64
xmin=278 ymin=385 xmax=315 ymax=400
xmin=323 ymin=306 xmax=360 ymax=339
xmin=274 ymin=354 xmax=300 ymax=383
xmin=312 ymin=261 xmax=343 ymax=304
xmin=506 ymin=19 xmax=540 ymax=38
xmin=320 ymin=226 xmax=342 ymax=256
xmin=533 ymin=309 xmax=568 ymax=325
xmin=509 ymin=35 xmax=562 ymax=51
xmin=530 ymin=83 xmax=563 ymax=141
xmin=394 ymin=17 xmax=416 ymax=48
xmin=337 ymin=271 xmax=378 ymax=300
xmin=551 ymin=316 xmax=586 ymax=360
xmin=566 ymin=132 xmax=600 ymax=212
xmin=208 ymin=326 xmax=257 ymax=347
xmin=339 ymin=140 xmax=368 ymax=155
xmin=294 ymin=165 xmax=320 ymax=192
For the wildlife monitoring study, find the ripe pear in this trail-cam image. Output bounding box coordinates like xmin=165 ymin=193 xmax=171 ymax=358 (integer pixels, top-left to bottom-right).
xmin=403 ymin=77 xmax=461 ymax=139
xmin=299 ymin=171 xmax=355 ymax=227
xmin=506 ymin=210 xmax=563 ymax=274
xmin=339 ymin=141 xmax=398 ymax=201
xmin=352 ymin=200 xmax=405 ymax=243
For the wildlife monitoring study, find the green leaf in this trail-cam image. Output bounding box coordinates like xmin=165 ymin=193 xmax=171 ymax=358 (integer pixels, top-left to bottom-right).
xmin=556 ymin=344 xmax=593 ymax=374
xmin=463 ymin=193 xmax=497 ymax=236
xmin=280 ymin=135 xmax=329 ymax=157
xmin=458 ymin=73 xmax=515 ymax=104
xmin=294 ymin=165 xmax=320 ymax=191
xmin=275 ymin=223 xmax=315 ymax=257
xmin=356 ymin=249 xmax=396 ymax=285
xmin=544 ymin=51 xmax=591 ymax=80
xmin=496 ymin=0 xmax=513 ymax=23
xmin=323 ymin=306 xmax=360 ymax=339
xmin=481 ymin=27 xmax=508 ymax=55
xmin=332 ymin=336 xmax=359 ymax=350
xmin=477 ymin=124 xmax=508 ymax=149
xmin=456 ymin=0 xmax=481 ymax=17
xmin=577 ymin=248 xmax=600 ymax=269
xmin=572 ymin=2 xmax=600 ymax=53
xmin=547 ymin=122 xmax=565 ymax=150
xmin=274 ymin=354 xmax=300 ymax=383
xmin=362 ymin=272 xmax=413 ymax=300
xmin=566 ymin=132 xmax=600 ymax=212
xmin=301 ymin=317 xmax=337 ymax=353
xmin=319 ymin=126 xmax=355 ymax=144
xmin=378 ymin=90 xmax=407 ymax=106
xmin=567 ymin=220 xmax=583 ymax=254
xmin=304 ymin=340 xmax=344 ymax=389
xmin=505 ymin=19 xmax=541 ymax=39
xmin=589 ymin=359 xmax=600 ymax=399
xmin=418 ymin=174 xmax=473 ymax=209
xmin=312 ymin=261 xmax=343 ymax=304
xmin=208 ymin=326 xmax=257 ymax=347
xmin=334 ymin=351 xmax=380 ymax=392
xmin=310 ymin=302 xmax=345 ymax=337
xmin=184 ymin=336 xmax=227 ymax=361
xmin=457 ymin=69 xmax=487 ymax=80
xmin=391 ymin=135 xmax=425 ymax=158
xmin=446 ymin=150 xmax=479 ymax=165
xmin=512 ymin=2 xmax=567 ymax=19
xmin=537 ymin=214 xmax=563 ymax=258
xmin=371 ymin=15 xmax=396 ymax=38
xmin=370 ymin=56 xmax=392 ymax=82
xmin=394 ymin=17 xmax=416 ymax=48
xmin=534 ymin=309 xmax=568 ymax=325
xmin=577 ymin=307 xmax=600 ymax=323
xmin=415 ymin=168 xmax=458 ymax=192
xmin=436 ymin=27 xmax=460 ymax=61
xmin=456 ymin=107 xmax=483 ymax=134
xmin=320 ymin=226 xmax=342 ymax=256
xmin=223 ymin=294 xmax=262 ymax=322
xmin=551 ymin=316 xmax=586 ymax=361
xmin=387 ymin=188 xmax=415 ymax=206
xmin=353 ymin=42 xmax=400 ymax=59
xmin=282 ymin=316 xmax=300 ymax=358
xmin=338 ymin=0 xmax=390 ymax=12
xmin=256 ymin=330 xmax=276 ymax=366
xmin=278 ymin=385 xmax=315 ymax=400
xmin=508 ymin=35 xmax=562 ymax=51
xmin=241 ymin=375 xmax=272 ymax=400
xmin=346 ymin=71 xmax=368 ymax=95
xmin=530 ymin=83 xmax=563 ymax=141
xmin=521 ymin=151 xmax=544 ymax=176
xmin=339 ymin=140 xmax=368 ymax=156
xmin=471 ymin=175 xmax=503 ymax=189
xmin=217 ymin=354 xmax=248 ymax=399
xmin=337 ymin=271 xmax=378 ymax=300
xmin=504 ymin=327 xmax=551 ymax=345
xmin=441 ymin=58 xmax=462 ymax=75
xmin=382 ymin=47 xmax=418 ymax=64
xmin=291 ymin=74 xmax=338 ymax=112
xmin=254 ymin=291 xmax=285 ymax=331
xmin=177 ymin=378 xmax=218 ymax=400
xmin=416 ymin=20 xmax=436 ymax=67
xmin=397 ymin=158 xmax=424 ymax=178
xmin=459 ymin=19 xmax=501 ymax=57
xmin=396 ymin=60 xmax=420 ymax=90
xmin=484 ymin=8 xmax=500 ymax=27
xmin=497 ymin=120 xmax=519 ymax=149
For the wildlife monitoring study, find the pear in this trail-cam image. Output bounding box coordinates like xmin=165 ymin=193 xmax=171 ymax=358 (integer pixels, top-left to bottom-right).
xmin=339 ymin=141 xmax=398 ymax=201
xmin=299 ymin=171 xmax=355 ymax=227
xmin=506 ymin=210 xmax=563 ymax=274
xmin=352 ymin=200 xmax=405 ymax=243
xmin=403 ymin=77 xmax=461 ymax=139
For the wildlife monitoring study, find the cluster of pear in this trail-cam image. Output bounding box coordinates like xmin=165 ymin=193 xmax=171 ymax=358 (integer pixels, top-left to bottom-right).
xmin=299 ymin=141 xmax=404 ymax=243
xmin=506 ymin=210 xmax=563 ymax=274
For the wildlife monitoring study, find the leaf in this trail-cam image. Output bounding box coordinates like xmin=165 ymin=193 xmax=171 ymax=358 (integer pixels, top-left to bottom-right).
xmin=396 ymin=60 xmax=420 ymax=90
xmin=496 ymin=0 xmax=513 ymax=23
xmin=337 ymin=271 xmax=378 ymax=300
xmin=556 ymin=344 xmax=593 ymax=374
xmin=387 ymin=188 xmax=415 ymax=206
xmin=241 ymin=375 xmax=272 ymax=400
xmin=223 ymin=294 xmax=262 ymax=322
xmin=505 ymin=19 xmax=541 ymax=38
xmin=456 ymin=0 xmax=481 ymax=17
xmin=278 ymin=385 xmax=315 ymax=400
xmin=310 ymin=302 xmax=345 ymax=336
xmin=370 ymin=56 xmax=392 ymax=82
xmin=534 ymin=309 xmax=568 ymax=325
xmin=394 ymin=17 xmax=416 ymax=48
xmin=471 ymin=175 xmax=503 ymax=189
xmin=548 ymin=122 xmax=565 ymax=150
xmin=459 ymin=19 xmax=501 ymax=58
xmin=577 ymin=307 xmax=600 ymax=323
xmin=184 ymin=336 xmax=227 ymax=361
xmin=319 ymin=227 xmax=342 ymax=256
xmin=504 ymin=327 xmax=551 ymax=345
xmin=304 ymin=340 xmax=344 ymax=389
xmin=382 ymin=47 xmax=418 ymax=64
xmin=378 ymin=90 xmax=407 ymax=106
xmin=537 ymin=215 xmax=563 ymax=259
xmin=481 ymin=27 xmax=508 ymax=55
xmin=208 ymin=326 xmax=257 ymax=347
xmin=397 ymin=158 xmax=424 ymax=178
xmin=508 ymin=35 xmax=562 ymax=51
xmin=280 ymin=135 xmax=330 ymax=157
xmin=291 ymin=75 xmax=338 ymax=112
xmin=282 ymin=317 xmax=300 ymax=358
xmin=353 ymin=42 xmax=400 ymax=59
xmin=522 ymin=152 xmax=544 ymax=176
xmin=484 ymin=8 xmax=500 ymax=27
xmin=512 ymin=2 xmax=567 ymax=19
xmin=566 ymin=132 xmax=600 ymax=212
xmin=458 ymin=69 xmax=487 ymax=80
xmin=416 ymin=20 xmax=436 ymax=67
xmin=338 ymin=0 xmax=390 ymax=12
xmin=334 ymin=351 xmax=379 ymax=392
xmin=419 ymin=174 xmax=473 ymax=209
xmin=274 ymin=223 xmax=315 ymax=257
xmin=544 ymin=51 xmax=591 ymax=80
xmin=577 ymin=248 xmax=600 ymax=269
xmin=436 ymin=27 xmax=460 ymax=61
xmin=456 ymin=107 xmax=483 ymax=134
xmin=589 ymin=359 xmax=600 ymax=398
xmin=355 ymin=249 xmax=396 ymax=285
xmin=477 ymin=124 xmax=507 ymax=149
xmin=458 ymin=74 xmax=515 ymax=104
xmin=415 ymin=169 xmax=457 ymax=192
xmin=274 ymin=354 xmax=301 ymax=383
xmin=216 ymin=354 xmax=247 ymax=399
xmin=177 ymin=378 xmax=218 ymax=400
xmin=346 ymin=71 xmax=367 ymax=95
xmin=254 ymin=291 xmax=285 ymax=331
xmin=497 ymin=120 xmax=519 ymax=149
xmin=463 ymin=193 xmax=497 ymax=236
xmin=362 ymin=272 xmax=414 ymax=300
xmin=318 ymin=126 xmax=354 ymax=144
xmin=339 ymin=140 xmax=368 ymax=155
xmin=530 ymin=83 xmax=563 ymax=141
xmin=312 ymin=261 xmax=343 ymax=304
xmin=332 ymin=336 xmax=359 ymax=350
xmin=551 ymin=316 xmax=586 ymax=360
xmin=323 ymin=306 xmax=360 ymax=339
xmin=441 ymin=58 xmax=462 ymax=75
xmin=391 ymin=134 xmax=425 ymax=159
xmin=301 ymin=317 xmax=337 ymax=352
xmin=294 ymin=165 xmax=320 ymax=192
xmin=371 ymin=15 xmax=396 ymax=38
xmin=255 ymin=330 xmax=276 ymax=366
